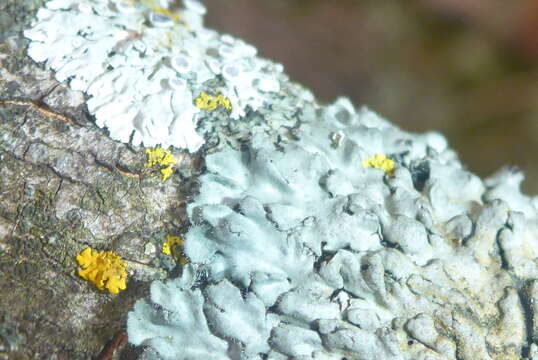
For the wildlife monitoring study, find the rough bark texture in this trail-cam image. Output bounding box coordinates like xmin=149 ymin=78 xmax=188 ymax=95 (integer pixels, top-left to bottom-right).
xmin=0 ymin=1 xmax=199 ymax=358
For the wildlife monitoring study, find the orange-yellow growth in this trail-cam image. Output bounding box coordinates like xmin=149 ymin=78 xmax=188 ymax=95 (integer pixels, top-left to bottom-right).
xmin=195 ymin=92 xmax=232 ymax=111
xmin=162 ymin=235 xmax=188 ymax=265
xmin=362 ymin=154 xmax=395 ymax=177
xmin=160 ymin=164 xmax=174 ymax=181
xmin=76 ymin=247 xmax=128 ymax=295
xmin=145 ymin=146 xmax=177 ymax=181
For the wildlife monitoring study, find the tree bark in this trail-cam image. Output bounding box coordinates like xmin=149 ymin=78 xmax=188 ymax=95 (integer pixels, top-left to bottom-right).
xmin=0 ymin=1 xmax=199 ymax=358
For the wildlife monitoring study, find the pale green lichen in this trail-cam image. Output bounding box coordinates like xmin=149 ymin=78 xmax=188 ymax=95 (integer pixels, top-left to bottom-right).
xmin=129 ymin=97 xmax=538 ymax=360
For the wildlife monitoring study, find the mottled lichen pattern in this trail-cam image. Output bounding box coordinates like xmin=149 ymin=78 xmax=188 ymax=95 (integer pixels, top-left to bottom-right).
xmin=24 ymin=0 xmax=313 ymax=152
xmin=129 ymin=97 xmax=538 ymax=359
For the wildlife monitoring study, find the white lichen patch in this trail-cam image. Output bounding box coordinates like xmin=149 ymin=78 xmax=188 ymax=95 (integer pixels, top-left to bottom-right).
xmin=24 ymin=0 xmax=310 ymax=152
xmin=128 ymin=99 xmax=538 ymax=359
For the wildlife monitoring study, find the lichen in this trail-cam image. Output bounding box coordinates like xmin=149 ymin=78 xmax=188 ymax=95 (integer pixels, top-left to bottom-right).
xmin=128 ymin=98 xmax=538 ymax=359
xmin=362 ymin=153 xmax=395 ymax=176
xmin=145 ymin=146 xmax=177 ymax=181
xmin=76 ymin=247 xmax=128 ymax=294
xmin=20 ymin=0 xmax=538 ymax=359
xmin=194 ymin=92 xmax=232 ymax=111
xmin=162 ymin=235 xmax=188 ymax=265
xmin=23 ymin=0 xmax=311 ymax=152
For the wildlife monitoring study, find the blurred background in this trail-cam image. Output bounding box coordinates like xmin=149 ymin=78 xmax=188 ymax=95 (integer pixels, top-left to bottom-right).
xmin=204 ymin=0 xmax=538 ymax=194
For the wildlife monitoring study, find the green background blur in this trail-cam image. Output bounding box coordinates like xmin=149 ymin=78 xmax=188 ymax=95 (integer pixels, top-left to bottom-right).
xmin=205 ymin=0 xmax=538 ymax=194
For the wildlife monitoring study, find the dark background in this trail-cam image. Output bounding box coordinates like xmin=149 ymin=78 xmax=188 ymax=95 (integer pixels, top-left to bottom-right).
xmin=205 ymin=0 xmax=538 ymax=194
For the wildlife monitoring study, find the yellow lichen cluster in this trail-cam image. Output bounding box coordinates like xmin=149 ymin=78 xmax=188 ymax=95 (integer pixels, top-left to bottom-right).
xmin=145 ymin=146 xmax=177 ymax=181
xmin=162 ymin=235 xmax=188 ymax=265
xmin=362 ymin=154 xmax=395 ymax=177
xmin=76 ymin=248 xmax=128 ymax=295
xmin=195 ymin=92 xmax=232 ymax=111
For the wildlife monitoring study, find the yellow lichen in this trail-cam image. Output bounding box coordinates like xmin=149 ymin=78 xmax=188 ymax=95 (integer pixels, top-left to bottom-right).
xmin=217 ymin=95 xmax=232 ymax=111
xmin=195 ymin=92 xmax=218 ymax=111
xmin=195 ymin=92 xmax=232 ymax=111
xmin=362 ymin=154 xmax=395 ymax=177
xmin=162 ymin=235 xmax=188 ymax=265
xmin=76 ymin=248 xmax=128 ymax=295
xmin=145 ymin=146 xmax=177 ymax=181
xmin=160 ymin=165 xmax=174 ymax=181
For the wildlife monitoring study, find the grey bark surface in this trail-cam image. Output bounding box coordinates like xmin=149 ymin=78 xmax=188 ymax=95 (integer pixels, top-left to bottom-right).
xmin=0 ymin=1 xmax=198 ymax=358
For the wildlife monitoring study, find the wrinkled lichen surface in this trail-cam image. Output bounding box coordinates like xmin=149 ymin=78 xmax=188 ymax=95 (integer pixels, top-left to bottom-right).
xmin=129 ymin=94 xmax=538 ymax=360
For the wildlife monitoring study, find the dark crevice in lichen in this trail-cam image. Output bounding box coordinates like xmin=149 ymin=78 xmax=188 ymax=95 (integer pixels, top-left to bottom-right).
xmin=410 ymin=160 xmax=430 ymax=192
xmin=313 ymin=248 xmax=337 ymax=273
xmin=495 ymin=226 xmax=510 ymax=270
xmin=461 ymin=215 xmax=476 ymax=246
xmin=518 ymin=281 xmax=535 ymax=358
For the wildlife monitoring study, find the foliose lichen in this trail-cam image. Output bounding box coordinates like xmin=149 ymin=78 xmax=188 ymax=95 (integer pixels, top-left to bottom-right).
xmin=128 ymin=96 xmax=538 ymax=359
xmin=24 ymin=0 xmax=314 ymax=152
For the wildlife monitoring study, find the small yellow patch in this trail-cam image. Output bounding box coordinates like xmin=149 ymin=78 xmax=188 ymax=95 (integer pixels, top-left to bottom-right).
xmin=76 ymin=248 xmax=128 ymax=295
xmin=362 ymin=154 xmax=395 ymax=177
xmin=195 ymin=92 xmax=232 ymax=111
xmin=162 ymin=235 xmax=188 ymax=265
xmin=145 ymin=146 xmax=177 ymax=181
xmin=160 ymin=165 xmax=174 ymax=181
xmin=217 ymin=95 xmax=232 ymax=111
